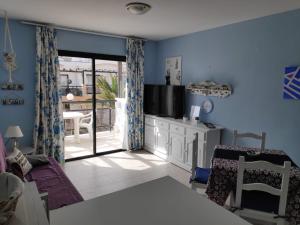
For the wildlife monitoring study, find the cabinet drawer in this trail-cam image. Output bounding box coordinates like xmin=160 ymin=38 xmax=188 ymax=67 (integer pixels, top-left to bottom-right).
xmin=155 ymin=120 xmax=169 ymax=130
xmin=170 ymin=124 xmax=185 ymax=135
xmin=186 ymin=129 xmax=206 ymax=142
xmin=145 ymin=116 xmax=155 ymax=126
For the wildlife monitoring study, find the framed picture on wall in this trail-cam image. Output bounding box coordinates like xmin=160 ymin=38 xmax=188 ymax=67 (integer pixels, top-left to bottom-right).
xmin=283 ymin=66 xmax=300 ymax=99
xmin=165 ymin=56 xmax=182 ymax=85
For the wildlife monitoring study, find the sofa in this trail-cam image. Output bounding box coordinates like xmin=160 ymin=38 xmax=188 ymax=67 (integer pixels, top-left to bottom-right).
xmin=0 ymin=133 xmax=83 ymax=210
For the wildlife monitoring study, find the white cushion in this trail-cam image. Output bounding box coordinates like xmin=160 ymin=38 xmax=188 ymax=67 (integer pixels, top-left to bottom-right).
xmin=6 ymin=148 xmax=32 ymax=176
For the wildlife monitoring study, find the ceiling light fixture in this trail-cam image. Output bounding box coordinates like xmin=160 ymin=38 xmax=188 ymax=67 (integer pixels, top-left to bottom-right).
xmin=126 ymin=2 xmax=151 ymax=15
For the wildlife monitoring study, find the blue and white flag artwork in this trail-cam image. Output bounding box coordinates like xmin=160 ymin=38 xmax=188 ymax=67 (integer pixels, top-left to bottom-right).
xmin=284 ymin=66 xmax=300 ymax=99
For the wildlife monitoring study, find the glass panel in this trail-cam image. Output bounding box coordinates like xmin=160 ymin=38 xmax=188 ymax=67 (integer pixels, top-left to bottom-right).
xmin=59 ymin=56 xmax=94 ymax=160
xmin=95 ymin=60 xmax=127 ymax=153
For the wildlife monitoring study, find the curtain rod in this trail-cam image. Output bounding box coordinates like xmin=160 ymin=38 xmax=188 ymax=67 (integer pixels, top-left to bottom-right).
xmin=21 ymin=21 xmax=147 ymax=41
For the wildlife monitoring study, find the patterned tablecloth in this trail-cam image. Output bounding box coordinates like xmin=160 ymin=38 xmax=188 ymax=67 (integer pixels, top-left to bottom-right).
xmin=206 ymin=145 xmax=300 ymax=225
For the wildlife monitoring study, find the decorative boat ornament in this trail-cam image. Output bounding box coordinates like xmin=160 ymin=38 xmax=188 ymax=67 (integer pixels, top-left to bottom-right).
xmin=187 ymin=80 xmax=232 ymax=98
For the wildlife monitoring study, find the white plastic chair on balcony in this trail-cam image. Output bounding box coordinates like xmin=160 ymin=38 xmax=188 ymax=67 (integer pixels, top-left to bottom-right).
xmin=234 ymin=156 xmax=291 ymax=225
xmin=79 ymin=112 xmax=93 ymax=138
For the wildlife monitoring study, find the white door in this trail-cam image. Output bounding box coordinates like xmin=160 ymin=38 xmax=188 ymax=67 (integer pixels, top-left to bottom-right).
xmin=170 ymin=133 xmax=185 ymax=165
xmin=145 ymin=125 xmax=156 ymax=151
xmin=156 ymin=128 xmax=169 ymax=156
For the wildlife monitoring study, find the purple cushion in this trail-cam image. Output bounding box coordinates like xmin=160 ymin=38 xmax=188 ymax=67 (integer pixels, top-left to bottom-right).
xmin=0 ymin=133 xmax=7 ymax=172
xmin=25 ymin=157 xmax=83 ymax=210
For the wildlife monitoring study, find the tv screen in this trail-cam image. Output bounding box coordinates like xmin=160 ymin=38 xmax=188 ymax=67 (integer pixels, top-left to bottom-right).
xmin=144 ymin=85 xmax=185 ymax=119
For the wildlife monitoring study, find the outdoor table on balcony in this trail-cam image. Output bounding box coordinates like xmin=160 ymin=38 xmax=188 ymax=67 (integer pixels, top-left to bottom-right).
xmin=63 ymin=111 xmax=84 ymax=143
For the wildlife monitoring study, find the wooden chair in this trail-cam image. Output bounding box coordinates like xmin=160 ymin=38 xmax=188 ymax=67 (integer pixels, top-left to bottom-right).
xmin=234 ymin=156 xmax=291 ymax=225
xmin=233 ymin=130 xmax=266 ymax=150
xmin=190 ymin=133 xmax=211 ymax=190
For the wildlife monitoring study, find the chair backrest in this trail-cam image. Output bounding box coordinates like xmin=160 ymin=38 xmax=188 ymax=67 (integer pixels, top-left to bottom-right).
xmin=233 ymin=130 xmax=266 ymax=150
xmin=80 ymin=112 xmax=93 ymax=124
xmin=235 ymin=156 xmax=291 ymax=216
xmin=86 ymin=112 xmax=93 ymax=125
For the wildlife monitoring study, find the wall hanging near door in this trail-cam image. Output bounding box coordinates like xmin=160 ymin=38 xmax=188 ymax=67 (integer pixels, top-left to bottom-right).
xmin=165 ymin=56 xmax=182 ymax=85
xmin=1 ymin=11 xmax=22 ymax=89
xmin=1 ymin=94 xmax=24 ymax=105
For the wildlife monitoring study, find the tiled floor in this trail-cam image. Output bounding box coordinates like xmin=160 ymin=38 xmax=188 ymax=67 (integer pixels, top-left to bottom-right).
xmin=62 ymin=150 xmax=202 ymax=200
xmin=61 ymin=150 xmax=263 ymax=225
xmin=64 ymin=131 xmax=124 ymax=160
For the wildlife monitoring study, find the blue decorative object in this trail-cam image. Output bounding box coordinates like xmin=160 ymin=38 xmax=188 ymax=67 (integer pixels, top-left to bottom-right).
xmin=192 ymin=167 xmax=211 ymax=184
xmin=284 ymin=66 xmax=300 ymax=99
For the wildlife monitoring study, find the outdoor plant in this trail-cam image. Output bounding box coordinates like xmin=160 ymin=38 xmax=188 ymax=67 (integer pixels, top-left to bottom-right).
xmin=96 ymin=75 xmax=118 ymax=109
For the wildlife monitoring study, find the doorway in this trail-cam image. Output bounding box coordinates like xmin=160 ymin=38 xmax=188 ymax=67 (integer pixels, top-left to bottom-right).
xmin=58 ymin=50 xmax=127 ymax=161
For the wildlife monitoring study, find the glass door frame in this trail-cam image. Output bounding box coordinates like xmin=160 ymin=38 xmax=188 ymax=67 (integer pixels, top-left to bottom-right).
xmin=59 ymin=50 xmax=126 ymax=162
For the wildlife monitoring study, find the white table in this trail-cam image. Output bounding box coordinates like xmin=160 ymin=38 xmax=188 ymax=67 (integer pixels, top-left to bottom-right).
xmin=51 ymin=176 xmax=251 ymax=225
xmin=63 ymin=111 xmax=84 ymax=143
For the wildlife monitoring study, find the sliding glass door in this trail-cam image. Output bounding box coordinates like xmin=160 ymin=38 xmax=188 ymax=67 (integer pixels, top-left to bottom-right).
xmin=95 ymin=60 xmax=127 ymax=153
xmin=58 ymin=51 xmax=126 ymax=161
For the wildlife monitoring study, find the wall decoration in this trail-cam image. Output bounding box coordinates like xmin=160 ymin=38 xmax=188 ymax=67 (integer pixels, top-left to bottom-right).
xmin=1 ymin=94 xmax=24 ymax=105
xmin=202 ymin=99 xmax=214 ymax=113
xmin=165 ymin=56 xmax=182 ymax=85
xmin=1 ymin=82 xmax=23 ymax=90
xmin=283 ymin=66 xmax=300 ymax=99
xmin=187 ymin=80 xmax=232 ymax=98
xmin=2 ymin=11 xmax=18 ymax=84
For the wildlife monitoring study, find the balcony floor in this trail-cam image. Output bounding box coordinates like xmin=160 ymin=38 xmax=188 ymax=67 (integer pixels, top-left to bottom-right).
xmin=64 ymin=131 xmax=124 ymax=160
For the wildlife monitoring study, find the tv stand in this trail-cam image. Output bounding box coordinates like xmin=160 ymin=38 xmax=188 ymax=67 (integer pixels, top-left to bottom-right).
xmin=144 ymin=114 xmax=222 ymax=171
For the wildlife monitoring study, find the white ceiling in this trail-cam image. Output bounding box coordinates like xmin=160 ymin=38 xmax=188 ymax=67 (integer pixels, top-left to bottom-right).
xmin=1 ymin=0 xmax=300 ymax=40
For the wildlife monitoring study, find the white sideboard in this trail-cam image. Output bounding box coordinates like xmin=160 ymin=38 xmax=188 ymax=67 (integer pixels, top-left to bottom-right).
xmin=144 ymin=114 xmax=222 ymax=171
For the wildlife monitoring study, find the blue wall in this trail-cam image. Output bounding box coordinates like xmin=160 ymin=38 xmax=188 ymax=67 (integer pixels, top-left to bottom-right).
xmin=154 ymin=10 xmax=300 ymax=165
xmin=1 ymin=10 xmax=300 ymax=164
xmin=0 ymin=19 xmax=157 ymax=147
xmin=0 ymin=20 xmax=35 ymax=147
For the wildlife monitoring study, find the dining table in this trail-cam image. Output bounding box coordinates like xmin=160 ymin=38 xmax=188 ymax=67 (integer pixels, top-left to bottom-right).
xmin=206 ymin=145 xmax=300 ymax=225
xmin=51 ymin=176 xmax=251 ymax=225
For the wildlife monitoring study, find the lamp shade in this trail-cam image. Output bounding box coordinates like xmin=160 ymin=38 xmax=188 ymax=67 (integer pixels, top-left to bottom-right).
xmin=5 ymin=126 xmax=23 ymax=138
xmin=66 ymin=93 xmax=74 ymax=101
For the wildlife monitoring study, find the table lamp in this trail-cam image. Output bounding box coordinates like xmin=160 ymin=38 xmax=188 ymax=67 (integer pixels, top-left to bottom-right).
xmin=5 ymin=126 xmax=23 ymax=149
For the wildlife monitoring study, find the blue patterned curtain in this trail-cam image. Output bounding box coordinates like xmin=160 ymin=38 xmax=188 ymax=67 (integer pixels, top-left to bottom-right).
xmin=33 ymin=26 xmax=64 ymax=163
xmin=126 ymin=38 xmax=145 ymax=150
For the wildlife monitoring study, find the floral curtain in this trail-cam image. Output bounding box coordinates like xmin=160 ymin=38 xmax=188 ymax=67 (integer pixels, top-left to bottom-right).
xmin=126 ymin=38 xmax=145 ymax=150
xmin=33 ymin=26 xmax=64 ymax=163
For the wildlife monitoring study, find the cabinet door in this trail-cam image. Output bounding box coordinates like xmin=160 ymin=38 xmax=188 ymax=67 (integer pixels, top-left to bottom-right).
xmin=156 ymin=128 xmax=169 ymax=155
xmin=185 ymin=134 xmax=194 ymax=168
xmin=170 ymin=133 xmax=185 ymax=164
xmin=185 ymin=130 xmax=206 ymax=168
xmin=145 ymin=125 xmax=156 ymax=151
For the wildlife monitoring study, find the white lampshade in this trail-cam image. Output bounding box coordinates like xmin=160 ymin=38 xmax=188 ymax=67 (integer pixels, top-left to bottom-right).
xmin=66 ymin=93 xmax=74 ymax=101
xmin=5 ymin=126 xmax=23 ymax=138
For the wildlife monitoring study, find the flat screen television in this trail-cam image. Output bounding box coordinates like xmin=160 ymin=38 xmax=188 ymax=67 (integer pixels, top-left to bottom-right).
xmin=144 ymin=84 xmax=185 ymax=119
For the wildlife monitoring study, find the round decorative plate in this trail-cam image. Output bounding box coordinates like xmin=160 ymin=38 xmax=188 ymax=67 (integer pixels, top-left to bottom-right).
xmin=202 ymin=100 xmax=213 ymax=113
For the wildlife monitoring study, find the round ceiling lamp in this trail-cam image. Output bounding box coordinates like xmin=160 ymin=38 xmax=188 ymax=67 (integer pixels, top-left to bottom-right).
xmin=126 ymin=2 xmax=151 ymax=15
